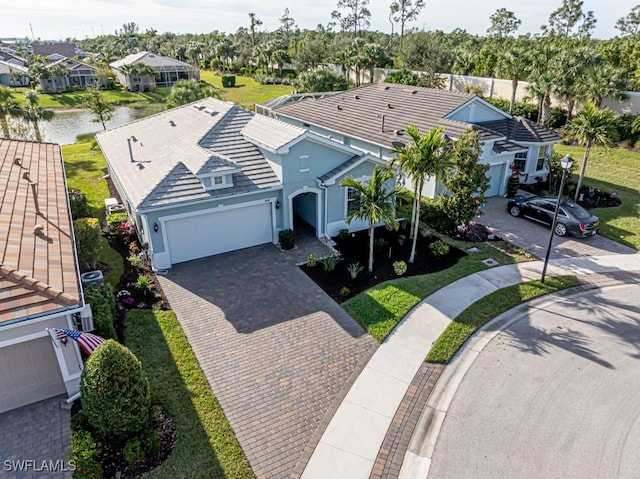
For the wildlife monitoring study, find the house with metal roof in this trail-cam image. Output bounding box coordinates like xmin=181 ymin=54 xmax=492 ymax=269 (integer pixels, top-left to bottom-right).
xmin=0 ymin=139 xmax=86 ymax=413
xmin=257 ymin=83 xmax=561 ymax=198
xmin=97 ymin=97 xmax=387 ymax=269
xmin=110 ymin=51 xmax=199 ymax=92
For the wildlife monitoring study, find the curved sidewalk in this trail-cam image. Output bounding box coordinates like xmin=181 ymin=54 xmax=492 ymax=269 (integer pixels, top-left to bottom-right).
xmin=300 ymin=253 xmax=640 ymax=479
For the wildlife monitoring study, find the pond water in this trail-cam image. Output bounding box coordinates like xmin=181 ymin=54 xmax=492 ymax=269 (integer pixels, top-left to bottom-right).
xmin=39 ymin=106 xmax=137 ymax=145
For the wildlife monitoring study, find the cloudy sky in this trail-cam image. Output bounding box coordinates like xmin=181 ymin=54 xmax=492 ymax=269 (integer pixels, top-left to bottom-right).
xmin=3 ymin=0 xmax=637 ymax=41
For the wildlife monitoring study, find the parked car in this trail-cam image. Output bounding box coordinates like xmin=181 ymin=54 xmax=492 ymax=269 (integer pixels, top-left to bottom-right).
xmin=507 ymin=195 xmax=600 ymax=237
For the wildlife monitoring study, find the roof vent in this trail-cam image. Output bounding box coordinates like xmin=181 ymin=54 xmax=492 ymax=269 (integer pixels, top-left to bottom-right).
xmin=22 ymin=171 xmax=31 ymax=181
xmin=394 ymin=129 xmax=404 ymax=136
xmin=193 ymin=103 xmax=205 ymax=111
xmin=13 ymin=157 xmax=21 ymax=165
xmin=402 ymin=88 xmax=417 ymax=94
xmin=169 ymin=120 xmax=176 ymax=127
xmin=33 ymin=224 xmax=44 ymax=235
xmin=387 ymin=103 xmax=392 ymax=109
xmin=337 ymin=105 xmax=343 ymax=111
xmin=354 ymin=95 xmax=360 ymax=100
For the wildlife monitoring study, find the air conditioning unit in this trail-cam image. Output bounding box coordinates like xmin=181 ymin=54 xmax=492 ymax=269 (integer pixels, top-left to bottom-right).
xmin=73 ymin=305 xmax=95 ymax=332
xmin=81 ymin=270 xmax=104 ymax=287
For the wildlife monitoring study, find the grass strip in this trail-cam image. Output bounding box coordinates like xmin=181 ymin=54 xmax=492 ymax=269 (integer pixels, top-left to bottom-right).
xmin=126 ymin=310 xmax=255 ymax=479
xmin=426 ymin=275 xmax=580 ymax=364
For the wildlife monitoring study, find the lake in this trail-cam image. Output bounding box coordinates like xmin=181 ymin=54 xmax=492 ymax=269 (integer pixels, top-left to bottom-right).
xmin=39 ymin=107 xmax=137 ymax=145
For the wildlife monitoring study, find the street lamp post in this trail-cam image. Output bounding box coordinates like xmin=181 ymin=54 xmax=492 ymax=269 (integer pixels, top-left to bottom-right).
xmin=541 ymin=155 xmax=574 ymax=283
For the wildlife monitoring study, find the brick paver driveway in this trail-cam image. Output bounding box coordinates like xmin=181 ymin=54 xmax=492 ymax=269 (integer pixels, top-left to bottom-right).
xmin=157 ymin=242 xmax=378 ymax=479
xmin=480 ymin=197 xmax=636 ymax=259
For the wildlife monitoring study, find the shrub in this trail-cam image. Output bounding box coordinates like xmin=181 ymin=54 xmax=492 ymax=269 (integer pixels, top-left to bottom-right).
xmin=106 ymin=212 xmax=128 ymax=233
xmin=67 ymin=430 xmax=102 ymax=479
xmin=127 ymin=254 xmax=143 ymax=267
xmin=69 ymin=190 xmax=91 ymax=219
xmin=278 ymin=229 xmax=296 ymax=250
xmin=393 ymin=260 xmax=407 ymax=276
xmin=221 ymin=74 xmax=236 ymax=87
xmin=429 ymin=240 xmax=450 ymax=257
xmin=135 ymin=274 xmax=153 ymax=291
xmin=123 ymin=427 xmax=159 ymax=464
xmin=84 ymin=283 xmax=117 ymax=340
xmin=347 ymin=262 xmax=364 ymax=279
xmin=397 ymin=234 xmax=406 ymax=246
xmin=321 ymin=254 xmax=342 ymax=272
xmin=464 ymin=222 xmax=489 ymax=242
xmin=81 ymin=340 xmax=151 ymax=439
xmin=340 ymin=286 xmax=351 ymax=297
xmin=506 ymin=173 xmax=520 ymax=198
xmin=73 ymin=217 xmax=101 ymax=270
xmin=306 ymin=253 xmax=319 ymax=267
xmin=337 ymin=229 xmax=351 ymax=240
xmin=373 ymin=238 xmax=388 ymax=253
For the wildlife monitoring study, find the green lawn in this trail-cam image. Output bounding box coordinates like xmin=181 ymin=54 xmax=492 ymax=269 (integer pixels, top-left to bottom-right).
xmin=126 ymin=310 xmax=254 ymax=479
xmin=13 ymin=86 xmax=164 ymax=109
xmin=554 ymin=144 xmax=640 ymax=251
xmin=342 ymin=240 xmax=516 ymax=343
xmin=425 ymin=276 xmax=580 ymax=364
xmin=200 ymin=71 xmax=294 ymax=110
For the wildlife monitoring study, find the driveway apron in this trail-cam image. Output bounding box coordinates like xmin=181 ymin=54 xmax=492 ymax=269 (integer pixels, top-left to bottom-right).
xmin=157 ymin=243 xmax=378 ymax=479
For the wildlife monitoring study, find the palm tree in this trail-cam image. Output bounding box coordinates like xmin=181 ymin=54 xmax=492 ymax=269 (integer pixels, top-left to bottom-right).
xmin=0 ymin=86 xmax=22 ymax=139
xmin=340 ymin=165 xmax=400 ymax=273
xmin=566 ymin=103 xmax=619 ymax=201
xmin=496 ymin=46 xmax=528 ymax=115
xmin=166 ymin=80 xmax=220 ymax=108
xmin=392 ymin=125 xmax=452 ymax=263
xmin=22 ymin=89 xmax=54 ymax=142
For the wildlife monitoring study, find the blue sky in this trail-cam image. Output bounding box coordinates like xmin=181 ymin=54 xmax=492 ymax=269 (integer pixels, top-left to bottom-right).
xmin=3 ymin=0 xmax=637 ymax=41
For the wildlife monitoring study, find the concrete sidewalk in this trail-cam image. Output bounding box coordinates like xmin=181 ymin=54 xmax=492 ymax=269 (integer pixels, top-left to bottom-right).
xmin=300 ymin=253 xmax=640 ymax=479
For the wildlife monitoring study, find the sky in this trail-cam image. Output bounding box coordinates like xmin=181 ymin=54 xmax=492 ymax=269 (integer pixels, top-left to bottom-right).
xmin=2 ymin=0 xmax=637 ymax=41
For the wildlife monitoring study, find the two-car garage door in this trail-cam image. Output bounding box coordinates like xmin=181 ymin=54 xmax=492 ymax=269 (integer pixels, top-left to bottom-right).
xmin=165 ymin=202 xmax=273 ymax=265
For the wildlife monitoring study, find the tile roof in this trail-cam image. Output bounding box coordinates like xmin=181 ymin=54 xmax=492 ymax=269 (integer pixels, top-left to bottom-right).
xmin=32 ymin=43 xmax=79 ymax=59
xmin=272 ymin=83 xmax=481 ymax=148
xmin=110 ymin=51 xmax=196 ymax=71
xmin=0 ymin=140 xmax=81 ymax=325
xmin=0 ymin=60 xmax=28 ymax=75
xmin=319 ymin=155 xmax=365 ymax=184
xmin=96 ymin=98 xmax=282 ymax=210
xmin=48 ymin=57 xmax=98 ymax=73
xmin=241 ymin=114 xmax=306 ymax=152
xmin=476 ymin=117 xmax=562 ymax=143
xmin=493 ymin=140 xmax=527 ymax=154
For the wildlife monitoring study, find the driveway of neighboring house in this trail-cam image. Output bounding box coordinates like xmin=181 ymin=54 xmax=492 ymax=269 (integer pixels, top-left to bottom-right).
xmin=156 ymin=238 xmax=378 ymax=479
xmin=479 ymin=196 xmax=636 ymax=259
xmin=0 ymin=395 xmax=72 ymax=479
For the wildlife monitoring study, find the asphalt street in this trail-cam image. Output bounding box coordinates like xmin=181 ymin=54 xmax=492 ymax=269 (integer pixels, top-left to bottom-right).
xmin=428 ymin=283 xmax=640 ymax=479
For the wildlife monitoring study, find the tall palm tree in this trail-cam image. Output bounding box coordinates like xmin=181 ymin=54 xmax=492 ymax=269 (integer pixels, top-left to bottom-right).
xmin=566 ymin=103 xmax=619 ymax=201
xmin=22 ymin=89 xmax=54 ymax=142
xmin=392 ymin=125 xmax=452 ymax=263
xmin=0 ymin=86 xmax=22 ymax=139
xmin=496 ymin=45 xmax=528 ymax=115
xmin=340 ymin=165 xmax=400 ymax=273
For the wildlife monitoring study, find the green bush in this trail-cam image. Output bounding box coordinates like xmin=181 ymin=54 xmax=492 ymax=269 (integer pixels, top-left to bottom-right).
xmin=373 ymin=238 xmax=388 ymax=253
xmin=123 ymin=429 xmax=158 ymax=466
xmin=67 ymin=430 xmax=102 ymax=479
xmin=221 ymin=74 xmax=236 ymax=87
xmin=321 ymin=254 xmax=342 ymax=272
xmin=347 ymin=262 xmax=364 ymax=279
xmin=69 ymin=190 xmax=91 ymax=219
xmin=106 ymin=212 xmax=128 ymax=234
xmin=429 ymin=240 xmax=450 ymax=257
xmin=74 ymin=217 xmax=101 ymax=269
xmin=84 ymin=283 xmax=117 ymax=340
xmin=393 ymin=261 xmax=407 ymax=276
xmin=278 ymin=229 xmax=296 ymax=250
xmin=306 ymin=253 xmax=319 ymax=267
xmin=81 ymin=340 xmax=151 ymax=439
xmin=340 ymin=286 xmax=351 ymax=297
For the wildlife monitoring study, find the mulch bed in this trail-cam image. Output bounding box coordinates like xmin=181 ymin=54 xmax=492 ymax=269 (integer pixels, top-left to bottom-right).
xmin=301 ymin=225 xmax=466 ymax=302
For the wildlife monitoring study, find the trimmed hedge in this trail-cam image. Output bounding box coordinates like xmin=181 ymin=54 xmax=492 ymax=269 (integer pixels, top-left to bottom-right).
xmin=84 ymin=283 xmax=117 ymax=340
xmin=74 ymin=217 xmax=101 ymax=269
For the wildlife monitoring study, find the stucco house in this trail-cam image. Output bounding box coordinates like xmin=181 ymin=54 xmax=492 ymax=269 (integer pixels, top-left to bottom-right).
xmin=257 ymin=83 xmax=561 ymax=198
xmin=97 ymin=97 xmax=388 ymax=270
xmin=109 ymin=52 xmax=200 ymax=92
xmin=39 ymin=57 xmax=106 ymax=93
xmin=0 ymin=60 xmax=29 ymax=86
xmin=0 ymin=139 xmax=87 ymax=413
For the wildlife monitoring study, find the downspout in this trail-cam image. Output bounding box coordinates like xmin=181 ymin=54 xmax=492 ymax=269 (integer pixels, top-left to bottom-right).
xmin=317 ymin=179 xmax=330 ymax=240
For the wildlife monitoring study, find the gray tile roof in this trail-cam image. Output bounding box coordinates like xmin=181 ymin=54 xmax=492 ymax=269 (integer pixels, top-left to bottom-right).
xmin=96 ymin=98 xmax=281 ymax=211
xmin=241 ymin=114 xmax=306 ymax=152
xmin=110 ymin=51 xmax=196 ymax=71
xmin=493 ymin=140 xmax=527 ymax=154
xmin=272 ymin=83 xmax=483 ymax=147
xmin=476 ymin=117 xmax=561 ymax=143
xmin=318 ymin=155 xmax=364 ymax=184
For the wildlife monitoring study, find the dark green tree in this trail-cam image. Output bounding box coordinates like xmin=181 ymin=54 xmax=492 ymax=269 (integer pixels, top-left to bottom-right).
xmin=83 ymin=84 xmax=115 ymax=130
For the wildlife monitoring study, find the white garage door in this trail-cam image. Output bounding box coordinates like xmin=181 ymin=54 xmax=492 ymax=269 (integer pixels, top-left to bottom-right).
xmin=486 ymin=164 xmax=505 ymax=197
xmin=0 ymin=337 xmax=65 ymax=413
xmin=166 ymin=202 xmax=273 ymax=264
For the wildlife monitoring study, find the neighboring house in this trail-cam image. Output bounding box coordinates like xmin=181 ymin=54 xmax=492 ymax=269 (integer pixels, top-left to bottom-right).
xmin=0 ymin=50 xmax=27 ymax=66
xmin=0 ymin=139 xmax=87 ymax=413
xmin=0 ymin=60 xmax=29 ymax=86
xmin=257 ymin=83 xmax=561 ymax=198
xmin=97 ymin=97 xmax=388 ymax=269
xmin=109 ymin=52 xmax=200 ymax=92
xmin=32 ymin=42 xmax=86 ymax=60
xmin=39 ymin=57 xmax=106 ymax=93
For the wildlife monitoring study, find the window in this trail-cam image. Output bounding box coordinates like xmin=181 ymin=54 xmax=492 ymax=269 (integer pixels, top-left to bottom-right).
xmin=347 ymin=187 xmax=360 ymax=213
xmin=513 ymin=149 xmax=527 ymax=172
xmin=213 ymin=176 xmax=224 ymax=185
xmin=536 ymin=146 xmax=548 ymax=171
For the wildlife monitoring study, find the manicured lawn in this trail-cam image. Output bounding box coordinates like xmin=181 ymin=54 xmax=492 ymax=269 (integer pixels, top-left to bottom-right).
xmin=342 ymin=241 xmax=515 ymax=342
xmin=554 ymin=144 xmax=640 ymax=251
xmin=425 ymin=275 xmax=580 ymax=364
xmin=126 ymin=310 xmax=254 ymax=479
xmin=13 ymin=86 xmax=163 ymax=109
xmin=200 ymin=71 xmax=293 ymax=109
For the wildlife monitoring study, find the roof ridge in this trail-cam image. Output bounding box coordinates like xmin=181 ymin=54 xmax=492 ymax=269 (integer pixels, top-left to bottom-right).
xmin=0 ymin=264 xmax=78 ymax=306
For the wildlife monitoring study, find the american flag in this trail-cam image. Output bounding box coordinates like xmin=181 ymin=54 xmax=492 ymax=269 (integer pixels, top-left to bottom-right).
xmin=53 ymin=328 xmax=105 ymax=356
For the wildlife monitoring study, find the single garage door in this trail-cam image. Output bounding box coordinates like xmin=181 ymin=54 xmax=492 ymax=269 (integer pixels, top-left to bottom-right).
xmin=0 ymin=337 xmax=65 ymax=413
xmin=486 ymin=164 xmax=505 ymax=197
xmin=166 ymin=202 xmax=273 ymax=264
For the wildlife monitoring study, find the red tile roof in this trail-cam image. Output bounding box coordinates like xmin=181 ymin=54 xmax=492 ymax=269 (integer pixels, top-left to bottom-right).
xmin=0 ymin=140 xmax=81 ymax=324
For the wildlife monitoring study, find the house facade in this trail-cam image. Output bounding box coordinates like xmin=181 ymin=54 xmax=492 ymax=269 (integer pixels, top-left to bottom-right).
xmin=257 ymin=83 xmax=561 ymax=198
xmin=0 ymin=139 xmax=86 ymax=413
xmin=39 ymin=57 xmax=106 ymax=93
xmin=97 ymin=98 xmax=388 ymax=270
xmin=0 ymin=60 xmax=29 ymax=86
xmin=109 ymin=52 xmax=199 ymax=92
